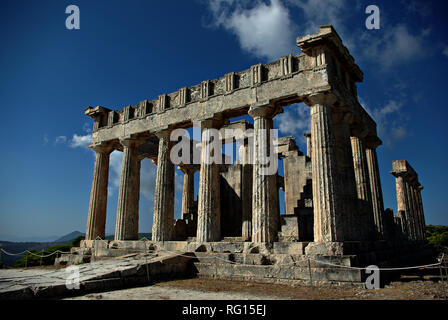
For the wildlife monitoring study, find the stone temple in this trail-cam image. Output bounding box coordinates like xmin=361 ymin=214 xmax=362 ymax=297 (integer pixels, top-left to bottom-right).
xmin=70 ymin=26 xmax=433 ymax=285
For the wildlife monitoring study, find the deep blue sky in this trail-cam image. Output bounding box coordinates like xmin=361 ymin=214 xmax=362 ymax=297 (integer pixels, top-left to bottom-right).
xmin=0 ymin=0 xmax=447 ymax=241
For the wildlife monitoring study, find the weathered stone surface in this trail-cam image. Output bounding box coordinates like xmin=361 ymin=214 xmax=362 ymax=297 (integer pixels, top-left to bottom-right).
xmin=86 ymin=143 xmax=113 ymax=240
xmin=365 ymin=142 xmax=385 ymax=238
xmin=306 ymin=93 xmax=343 ymax=242
xmin=351 ymin=135 xmax=375 ymax=240
xmin=249 ymin=104 xmax=279 ymax=243
xmin=115 ymin=138 xmax=144 ymax=241
xmin=152 ymin=130 xmax=175 ymax=241
xmin=197 ymin=119 xmax=222 ymax=242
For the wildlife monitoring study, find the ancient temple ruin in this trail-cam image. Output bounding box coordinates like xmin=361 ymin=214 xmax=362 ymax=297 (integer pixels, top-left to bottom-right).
xmin=75 ymin=26 xmax=432 ymax=285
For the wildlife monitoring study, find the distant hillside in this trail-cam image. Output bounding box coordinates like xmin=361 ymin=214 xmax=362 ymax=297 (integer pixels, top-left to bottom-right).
xmin=54 ymin=231 xmax=85 ymax=243
xmin=0 ymin=241 xmax=63 ymax=267
xmin=0 ymin=232 xmax=152 ymax=268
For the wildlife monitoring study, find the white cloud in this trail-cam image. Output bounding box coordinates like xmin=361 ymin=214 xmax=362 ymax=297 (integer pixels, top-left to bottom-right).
xmin=361 ymin=24 xmax=430 ymax=71
xmin=275 ymin=103 xmax=310 ymax=148
xmin=443 ymin=46 xmax=448 ymax=58
xmin=206 ymin=0 xmax=297 ymax=60
xmin=70 ymin=134 xmax=92 ymax=148
xmin=107 ymin=153 xmax=182 ymax=203
xmin=288 ymin=0 xmax=347 ymax=34
xmin=360 ymin=98 xmax=408 ymax=146
xmin=83 ymin=122 xmax=92 ymax=133
xmin=140 ymin=159 xmax=157 ymax=201
xmin=55 ymin=136 xmax=67 ymax=144
xmin=43 ymin=134 xmax=49 ymax=146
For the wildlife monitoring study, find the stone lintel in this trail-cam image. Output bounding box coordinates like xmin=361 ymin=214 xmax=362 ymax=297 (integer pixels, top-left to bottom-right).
xmin=219 ymin=120 xmax=253 ymax=143
xmin=276 ymin=136 xmax=300 ymax=156
xmin=390 ymin=160 xmax=420 ymax=185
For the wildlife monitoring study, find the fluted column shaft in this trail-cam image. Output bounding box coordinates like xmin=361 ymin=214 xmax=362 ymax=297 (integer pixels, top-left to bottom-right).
xmin=406 ymin=181 xmax=418 ymax=240
xmin=249 ymin=105 xmax=278 ymax=243
xmin=412 ymin=187 xmax=423 ymax=240
xmin=395 ymin=175 xmax=413 ymax=239
xmin=196 ymin=119 xmax=222 ymax=242
xmin=416 ymin=186 xmax=426 ymax=240
xmin=115 ymin=138 xmax=143 ymax=240
xmin=366 ymin=147 xmax=385 ymax=238
xmin=240 ymin=141 xmax=253 ymax=241
xmin=308 ymin=95 xmax=343 ymax=242
xmin=152 ymin=131 xmax=175 ymax=241
xmin=351 ymin=136 xmax=375 ymax=240
xmin=332 ymin=112 xmax=358 ymax=241
xmin=180 ymin=166 xmax=196 ymax=220
xmin=86 ymin=144 xmax=113 ymax=240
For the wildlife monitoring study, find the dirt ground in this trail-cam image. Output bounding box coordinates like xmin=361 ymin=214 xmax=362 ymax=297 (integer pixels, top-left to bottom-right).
xmin=66 ymin=276 xmax=448 ymax=300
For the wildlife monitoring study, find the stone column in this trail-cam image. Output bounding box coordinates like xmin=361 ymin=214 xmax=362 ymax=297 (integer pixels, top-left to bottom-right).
xmin=179 ymin=165 xmax=196 ymax=221
xmin=304 ymin=132 xmax=312 ymax=158
xmin=411 ymin=186 xmax=423 ymax=240
xmin=248 ymin=104 xmax=279 ymax=243
xmin=332 ymin=111 xmax=358 ymax=241
xmin=406 ymin=181 xmax=418 ymax=240
xmin=306 ymin=93 xmax=343 ymax=243
xmin=351 ymin=135 xmax=375 ymax=240
xmin=85 ymin=143 xmax=113 ymax=240
xmin=416 ymin=186 xmax=426 ymax=240
xmin=115 ymin=138 xmax=143 ymax=240
xmin=240 ymin=140 xmax=253 ymax=241
xmin=196 ymin=118 xmax=222 ymax=242
xmin=394 ymin=175 xmax=412 ymax=239
xmin=152 ymin=130 xmax=175 ymax=241
xmin=365 ymin=139 xmax=385 ymax=238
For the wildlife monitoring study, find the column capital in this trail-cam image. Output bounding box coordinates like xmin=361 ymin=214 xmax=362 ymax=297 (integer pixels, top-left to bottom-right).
xmin=196 ymin=114 xmax=224 ymax=129
xmin=177 ymin=163 xmax=199 ymax=174
xmin=365 ymin=135 xmax=382 ymax=149
xmin=248 ymin=102 xmax=280 ymax=119
xmin=304 ymin=92 xmax=337 ymax=107
xmin=119 ymin=136 xmax=145 ymax=148
xmin=154 ymin=128 xmax=172 ymax=140
xmin=89 ymin=142 xmax=114 ymax=154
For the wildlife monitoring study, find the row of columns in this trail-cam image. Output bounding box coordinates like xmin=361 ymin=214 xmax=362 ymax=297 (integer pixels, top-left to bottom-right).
xmin=306 ymin=93 xmax=385 ymax=243
xmin=86 ymin=92 xmax=385 ymax=245
xmin=391 ymin=164 xmax=426 ymax=241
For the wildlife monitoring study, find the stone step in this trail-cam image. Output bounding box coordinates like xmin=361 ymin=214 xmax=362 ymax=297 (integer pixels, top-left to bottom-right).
xmin=191 ymin=252 xmax=356 ymax=268
xmin=190 ymin=262 xmax=363 ymax=284
xmin=1 ymin=253 xmax=194 ymax=300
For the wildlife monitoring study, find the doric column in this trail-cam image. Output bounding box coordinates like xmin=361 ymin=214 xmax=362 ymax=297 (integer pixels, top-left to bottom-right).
xmin=411 ymin=186 xmax=423 ymax=240
xmin=248 ymin=104 xmax=279 ymax=243
xmin=406 ymin=181 xmax=418 ymax=240
xmin=115 ymin=137 xmax=143 ymax=240
xmin=332 ymin=111 xmax=358 ymax=241
xmin=85 ymin=143 xmax=113 ymax=240
xmin=394 ymin=175 xmax=412 ymax=239
xmin=416 ymin=186 xmax=426 ymax=240
xmin=365 ymin=138 xmax=385 ymax=238
xmin=196 ymin=118 xmax=222 ymax=242
xmin=240 ymin=140 xmax=253 ymax=241
xmin=351 ymin=135 xmax=375 ymax=240
xmin=306 ymin=93 xmax=343 ymax=242
xmin=152 ymin=130 xmax=175 ymax=241
xmin=179 ymin=165 xmax=196 ymax=221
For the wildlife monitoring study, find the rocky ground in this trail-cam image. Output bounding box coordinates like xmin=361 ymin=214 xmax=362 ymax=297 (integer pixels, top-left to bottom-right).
xmin=66 ymin=276 xmax=448 ymax=300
